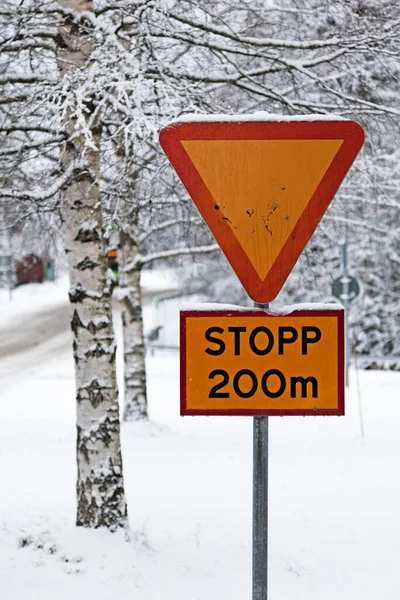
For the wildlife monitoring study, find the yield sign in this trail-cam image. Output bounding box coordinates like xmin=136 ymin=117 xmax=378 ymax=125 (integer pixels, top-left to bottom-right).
xmin=159 ymin=118 xmax=364 ymax=302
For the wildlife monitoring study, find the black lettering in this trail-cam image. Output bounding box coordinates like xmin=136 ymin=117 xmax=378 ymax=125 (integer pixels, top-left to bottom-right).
xmin=209 ymin=369 xmax=230 ymax=398
xmin=205 ymin=327 xmax=225 ymax=356
xmin=233 ymin=369 xmax=258 ymax=398
xmin=261 ymin=369 xmax=286 ymax=398
xmin=290 ymin=376 xmax=318 ymax=398
xmin=302 ymin=326 xmax=321 ymax=355
xmin=249 ymin=326 xmax=274 ymax=355
xmin=278 ymin=326 xmax=298 ymax=355
xmin=228 ymin=327 xmax=246 ymax=355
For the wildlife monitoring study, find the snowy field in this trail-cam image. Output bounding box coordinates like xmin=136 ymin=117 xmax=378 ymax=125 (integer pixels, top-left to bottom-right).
xmin=1 ymin=275 xmax=400 ymax=599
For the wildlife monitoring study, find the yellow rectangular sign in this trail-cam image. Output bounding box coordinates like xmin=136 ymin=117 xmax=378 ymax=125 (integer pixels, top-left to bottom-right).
xmin=180 ymin=308 xmax=344 ymax=416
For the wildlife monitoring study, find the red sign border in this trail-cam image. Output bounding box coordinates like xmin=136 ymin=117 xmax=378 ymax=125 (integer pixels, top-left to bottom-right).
xmin=180 ymin=308 xmax=345 ymax=416
xmin=160 ymin=120 xmax=364 ymax=303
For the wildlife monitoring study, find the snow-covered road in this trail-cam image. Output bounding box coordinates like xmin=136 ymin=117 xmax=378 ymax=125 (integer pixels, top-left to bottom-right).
xmin=0 ymin=303 xmax=70 ymax=359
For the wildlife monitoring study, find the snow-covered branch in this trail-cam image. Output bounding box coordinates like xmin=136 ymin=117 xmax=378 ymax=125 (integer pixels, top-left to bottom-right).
xmin=165 ymin=10 xmax=342 ymax=51
xmin=0 ymin=74 xmax=57 ymax=86
xmin=1 ymin=164 xmax=74 ymax=203
xmin=124 ymin=244 xmax=220 ymax=272
xmin=138 ymin=217 xmax=204 ymax=243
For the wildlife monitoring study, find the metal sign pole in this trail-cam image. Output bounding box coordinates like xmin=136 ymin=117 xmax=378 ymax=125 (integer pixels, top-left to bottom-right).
xmin=253 ymin=415 xmax=269 ymax=599
xmin=253 ymin=302 xmax=269 ymax=600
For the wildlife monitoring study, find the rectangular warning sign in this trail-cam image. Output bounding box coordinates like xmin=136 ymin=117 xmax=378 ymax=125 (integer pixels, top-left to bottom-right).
xmin=180 ymin=308 xmax=344 ymax=416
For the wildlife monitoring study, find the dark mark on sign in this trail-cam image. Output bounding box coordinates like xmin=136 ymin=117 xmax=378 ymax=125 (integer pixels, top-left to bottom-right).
xmin=262 ymin=201 xmax=280 ymax=236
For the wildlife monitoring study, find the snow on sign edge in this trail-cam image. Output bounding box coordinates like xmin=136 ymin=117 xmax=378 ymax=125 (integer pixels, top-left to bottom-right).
xmin=165 ymin=111 xmax=348 ymax=126
xmin=180 ymin=301 xmax=344 ymax=314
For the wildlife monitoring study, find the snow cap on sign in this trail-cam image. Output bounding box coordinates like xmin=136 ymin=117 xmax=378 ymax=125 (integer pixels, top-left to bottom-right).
xmin=165 ymin=112 xmax=348 ymax=126
xmin=180 ymin=301 xmax=344 ymax=313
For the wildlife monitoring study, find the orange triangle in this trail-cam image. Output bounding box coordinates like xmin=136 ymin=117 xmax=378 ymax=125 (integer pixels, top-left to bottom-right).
xmin=181 ymin=139 xmax=343 ymax=280
xmin=160 ymin=120 xmax=364 ymax=302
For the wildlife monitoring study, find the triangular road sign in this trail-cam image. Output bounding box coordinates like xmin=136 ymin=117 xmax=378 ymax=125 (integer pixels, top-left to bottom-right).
xmin=159 ymin=118 xmax=364 ymax=302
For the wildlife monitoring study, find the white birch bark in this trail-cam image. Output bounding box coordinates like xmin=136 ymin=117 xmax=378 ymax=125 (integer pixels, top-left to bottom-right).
xmin=59 ymin=0 xmax=127 ymax=528
xmin=119 ymin=228 xmax=148 ymax=421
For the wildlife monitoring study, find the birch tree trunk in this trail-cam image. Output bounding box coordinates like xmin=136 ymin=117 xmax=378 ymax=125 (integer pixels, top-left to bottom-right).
xmin=119 ymin=228 xmax=148 ymax=421
xmin=59 ymin=0 xmax=127 ymax=528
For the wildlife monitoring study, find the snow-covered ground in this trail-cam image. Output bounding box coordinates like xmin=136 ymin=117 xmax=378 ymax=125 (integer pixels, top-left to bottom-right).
xmin=1 ymin=275 xmax=400 ymax=599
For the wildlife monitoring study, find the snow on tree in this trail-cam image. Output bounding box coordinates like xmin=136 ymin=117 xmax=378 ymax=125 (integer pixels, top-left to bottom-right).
xmin=59 ymin=0 xmax=128 ymax=528
xmin=0 ymin=0 xmax=128 ymax=528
